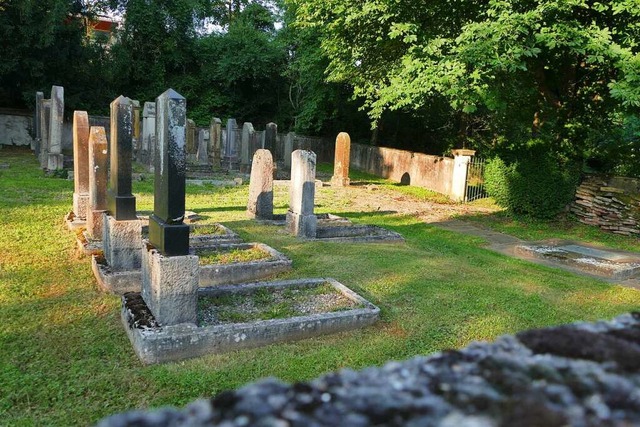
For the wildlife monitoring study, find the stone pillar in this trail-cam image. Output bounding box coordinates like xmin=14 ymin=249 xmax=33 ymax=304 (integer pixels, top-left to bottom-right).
xmin=86 ymin=127 xmax=109 ymax=240
xmin=131 ymin=100 xmax=141 ymax=159
xmin=264 ymin=122 xmax=277 ymax=161
xmin=47 ymin=85 xmax=64 ymax=171
xmin=240 ymin=122 xmax=255 ymax=173
xmin=284 ymin=132 xmax=295 ymax=170
xmin=209 ymin=117 xmax=222 ymax=168
xmin=451 ymin=149 xmax=476 ymax=202
xmin=142 ymin=88 xmax=199 ymax=326
xmin=247 ymin=149 xmax=274 ymax=219
xmin=142 ymin=102 xmax=156 ymax=170
xmin=39 ymin=99 xmax=51 ymax=169
xmin=34 ymin=92 xmax=43 ymax=152
xmin=72 ymin=111 xmax=90 ymax=220
xmin=223 ymin=118 xmax=238 ymax=171
xmin=103 ymin=95 xmax=141 ymax=272
xmin=148 ymin=89 xmax=190 ymax=257
xmin=331 ymin=132 xmax=351 ymax=187
xmin=286 ymin=150 xmax=317 ymax=238
xmin=197 ymin=129 xmax=209 ymax=165
xmin=186 ymin=118 xmax=197 ymax=163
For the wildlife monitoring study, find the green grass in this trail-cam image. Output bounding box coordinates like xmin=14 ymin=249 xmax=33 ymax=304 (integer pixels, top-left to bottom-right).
xmin=1 ymin=147 xmax=639 ymax=425
xmin=197 ymin=246 xmax=271 ymax=265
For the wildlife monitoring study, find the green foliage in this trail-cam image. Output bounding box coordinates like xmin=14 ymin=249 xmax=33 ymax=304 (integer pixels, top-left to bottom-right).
xmin=484 ymin=149 xmax=581 ymax=219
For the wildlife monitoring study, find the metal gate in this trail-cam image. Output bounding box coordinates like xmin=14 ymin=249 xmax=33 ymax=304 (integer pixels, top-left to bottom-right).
xmin=465 ymin=157 xmax=488 ymax=202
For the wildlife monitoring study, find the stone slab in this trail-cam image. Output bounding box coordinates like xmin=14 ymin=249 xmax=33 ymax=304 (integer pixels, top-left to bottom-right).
xmin=315 ymin=224 xmax=405 ymax=244
xmin=559 ymin=244 xmax=640 ymax=263
xmin=75 ymin=230 xmax=102 ymax=257
xmin=121 ymin=278 xmax=380 ymax=365
xmin=103 ymin=214 xmax=143 ymax=271
xmin=188 ymin=223 xmax=242 ymax=248
xmin=91 ymin=254 xmax=141 ymax=294
xmin=197 ymin=242 xmax=292 ymax=286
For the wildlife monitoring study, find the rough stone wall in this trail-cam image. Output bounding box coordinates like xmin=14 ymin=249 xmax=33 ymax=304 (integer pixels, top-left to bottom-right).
xmin=98 ymin=312 xmax=640 ymax=427
xmin=571 ymin=174 xmax=640 ymax=236
xmin=0 ymin=110 xmax=32 ymax=146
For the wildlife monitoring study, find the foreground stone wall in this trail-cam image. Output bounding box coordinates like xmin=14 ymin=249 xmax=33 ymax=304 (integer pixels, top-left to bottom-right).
xmin=571 ymin=174 xmax=640 ymax=236
xmin=98 ymin=312 xmax=640 ymax=427
xmin=350 ymin=144 xmax=455 ymax=196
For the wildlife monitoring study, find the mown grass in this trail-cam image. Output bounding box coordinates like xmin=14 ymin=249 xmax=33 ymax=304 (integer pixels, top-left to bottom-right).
xmin=1 ymin=146 xmax=639 ymax=425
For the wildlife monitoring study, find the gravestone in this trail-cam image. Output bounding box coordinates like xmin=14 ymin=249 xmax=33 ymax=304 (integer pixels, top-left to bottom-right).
xmin=223 ymin=118 xmax=238 ymax=171
xmin=209 ymin=117 xmax=222 ymax=168
xmin=247 ymin=149 xmax=274 ymax=220
xmin=34 ymin=92 xmax=43 ymax=152
xmin=240 ymin=122 xmax=255 ymax=173
xmin=264 ymin=122 xmax=277 ymax=159
xmin=103 ymin=95 xmax=141 ymax=271
xmin=39 ymin=99 xmax=51 ymax=169
xmin=141 ymin=102 xmax=156 ymax=169
xmin=72 ymin=111 xmax=90 ymax=220
xmin=197 ymin=129 xmax=209 ymax=165
xmin=142 ymin=88 xmax=199 ymax=326
xmin=131 ymin=100 xmax=141 ymax=158
xmin=284 ymin=132 xmax=295 ymax=170
xmin=47 ymin=86 xmax=64 ymax=171
xmin=330 ymin=132 xmax=351 ymax=187
xmin=86 ymin=127 xmax=109 ymax=240
xmin=186 ymin=119 xmax=197 ymax=162
xmin=287 ymin=150 xmax=317 ymax=238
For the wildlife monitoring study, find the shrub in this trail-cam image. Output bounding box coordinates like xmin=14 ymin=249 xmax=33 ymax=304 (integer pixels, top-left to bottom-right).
xmin=484 ymin=154 xmax=580 ymax=219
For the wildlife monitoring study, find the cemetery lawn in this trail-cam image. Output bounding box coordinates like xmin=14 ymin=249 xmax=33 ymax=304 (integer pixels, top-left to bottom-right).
xmin=2 ymin=146 xmax=640 ymax=426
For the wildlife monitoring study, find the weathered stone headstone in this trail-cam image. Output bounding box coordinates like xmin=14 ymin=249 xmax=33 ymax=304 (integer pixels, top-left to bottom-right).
xmin=240 ymin=122 xmax=255 ymax=173
xmin=34 ymin=92 xmax=43 ymax=152
xmin=186 ymin=119 xmax=197 ymax=163
xmin=141 ymin=102 xmax=156 ymax=169
xmin=331 ymin=132 xmax=351 ymax=187
xmin=247 ymin=149 xmax=274 ymax=219
xmin=148 ymin=89 xmax=190 ymax=257
xmin=72 ymin=111 xmax=90 ymax=220
xmin=86 ymin=127 xmax=109 ymax=240
xmin=197 ymin=129 xmax=209 ymax=165
xmin=209 ymin=117 xmax=222 ymax=168
xmin=142 ymin=88 xmax=199 ymax=326
xmin=103 ymin=95 xmax=141 ymax=272
xmin=131 ymin=100 xmax=141 ymax=158
xmin=47 ymin=85 xmax=64 ymax=171
xmin=284 ymin=132 xmax=295 ymax=170
xmin=264 ymin=122 xmax=277 ymax=157
xmin=287 ymin=149 xmax=317 ymax=238
xmin=223 ymin=118 xmax=238 ymax=170
xmin=39 ymin=99 xmax=51 ymax=169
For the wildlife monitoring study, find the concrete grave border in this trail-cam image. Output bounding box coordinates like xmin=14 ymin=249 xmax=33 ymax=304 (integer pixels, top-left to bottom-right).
xmin=121 ymin=278 xmax=380 ymax=365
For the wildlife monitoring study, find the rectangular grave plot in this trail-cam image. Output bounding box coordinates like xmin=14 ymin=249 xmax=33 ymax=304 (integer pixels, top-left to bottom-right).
xmin=196 ymin=242 xmax=292 ymax=286
xmin=121 ymin=278 xmax=380 ymax=365
xmin=189 ymin=223 xmax=242 ymax=247
xmin=315 ymin=224 xmax=405 ymax=243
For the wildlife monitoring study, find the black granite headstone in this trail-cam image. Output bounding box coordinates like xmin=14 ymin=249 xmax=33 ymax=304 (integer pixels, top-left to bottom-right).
xmin=148 ymin=89 xmax=190 ymax=256
xmin=106 ymin=95 xmax=137 ymax=220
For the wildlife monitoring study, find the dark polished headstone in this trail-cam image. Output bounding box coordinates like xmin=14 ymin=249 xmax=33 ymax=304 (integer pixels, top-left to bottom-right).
xmin=107 ymin=95 xmax=137 ymax=220
xmin=149 ymin=89 xmax=189 ymax=256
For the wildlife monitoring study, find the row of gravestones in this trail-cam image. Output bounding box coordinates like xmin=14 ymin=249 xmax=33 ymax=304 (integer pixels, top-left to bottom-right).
xmin=34 ymin=86 xmax=65 ymax=171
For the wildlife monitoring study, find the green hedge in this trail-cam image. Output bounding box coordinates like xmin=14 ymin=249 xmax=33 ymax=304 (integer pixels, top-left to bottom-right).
xmin=484 ymin=155 xmax=580 ymax=219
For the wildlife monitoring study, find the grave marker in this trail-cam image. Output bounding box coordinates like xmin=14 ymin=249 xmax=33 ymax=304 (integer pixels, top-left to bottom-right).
xmin=247 ymin=149 xmax=274 ymax=219
xmin=47 ymin=86 xmax=64 ymax=171
xmin=287 ymin=149 xmax=317 ymax=238
xmin=331 ymin=132 xmax=351 ymax=187
xmin=86 ymin=127 xmax=109 ymax=240
xmin=72 ymin=111 xmax=90 ymax=220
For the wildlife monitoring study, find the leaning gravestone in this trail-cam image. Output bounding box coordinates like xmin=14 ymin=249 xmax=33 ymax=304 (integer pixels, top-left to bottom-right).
xmin=287 ymin=150 xmax=317 ymax=238
xmin=86 ymin=127 xmax=109 ymax=241
xmin=47 ymin=85 xmax=64 ymax=171
xmin=103 ymin=95 xmax=142 ymax=271
xmin=142 ymin=88 xmax=199 ymax=326
xmin=247 ymin=149 xmax=274 ymax=220
xmin=72 ymin=111 xmax=90 ymax=221
xmin=240 ymin=122 xmax=255 ymax=173
xmin=330 ymin=132 xmax=351 ymax=187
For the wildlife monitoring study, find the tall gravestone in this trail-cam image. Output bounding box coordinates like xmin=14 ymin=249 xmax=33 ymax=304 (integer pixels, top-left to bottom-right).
xmin=86 ymin=127 xmax=109 ymax=240
xmin=287 ymin=150 xmax=317 ymax=238
xmin=142 ymin=102 xmax=156 ymax=170
xmin=47 ymin=86 xmax=65 ymax=171
xmin=131 ymin=100 xmax=141 ymax=159
xmin=39 ymin=99 xmax=51 ymax=169
xmin=209 ymin=117 xmax=222 ymax=168
xmin=72 ymin=111 xmax=90 ymax=220
xmin=223 ymin=118 xmax=238 ymax=171
xmin=142 ymin=88 xmax=199 ymax=326
xmin=247 ymin=149 xmax=274 ymax=219
xmin=264 ymin=122 xmax=277 ymax=158
xmin=186 ymin=119 xmax=197 ymax=163
xmin=34 ymin=92 xmax=43 ymax=152
xmin=197 ymin=129 xmax=209 ymax=165
xmin=240 ymin=122 xmax=255 ymax=173
xmin=103 ymin=95 xmax=142 ymax=271
xmin=330 ymin=132 xmax=351 ymax=187
xmin=284 ymin=132 xmax=295 ymax=170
